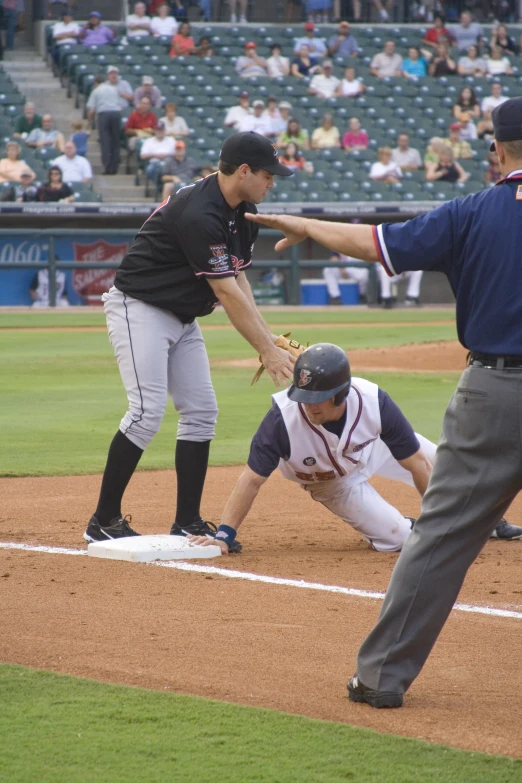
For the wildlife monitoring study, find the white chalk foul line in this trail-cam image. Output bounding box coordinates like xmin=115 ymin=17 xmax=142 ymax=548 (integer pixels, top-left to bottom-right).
xmin=2 ymin=541 xmax=522 ymax=620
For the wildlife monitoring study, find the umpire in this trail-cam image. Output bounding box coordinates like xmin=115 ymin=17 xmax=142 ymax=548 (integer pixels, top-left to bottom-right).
xmin=247 ymin=97 xmax=522 ymax=707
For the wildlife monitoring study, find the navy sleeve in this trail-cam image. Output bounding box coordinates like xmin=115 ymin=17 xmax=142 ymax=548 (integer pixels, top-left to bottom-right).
xmin=373 ymin=199 xmax=464 ymax=277
xmin=247 ymin=404 xmax=291 ymax=478
xmin=378 ymin=388 xmax=420 ymax=461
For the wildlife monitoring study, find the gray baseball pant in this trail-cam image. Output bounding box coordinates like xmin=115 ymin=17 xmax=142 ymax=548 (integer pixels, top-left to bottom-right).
xmin=97 ymin=111 xmax=121 ymax=175
xmin=356 ymin=365 xmax=522 ymax=694
xmin=103 ymin=287 xmax=218 ymax=451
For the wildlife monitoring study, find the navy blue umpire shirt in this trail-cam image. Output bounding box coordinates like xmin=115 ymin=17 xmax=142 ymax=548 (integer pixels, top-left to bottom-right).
xmin=372 ymin=169 xmax=522 ymax=355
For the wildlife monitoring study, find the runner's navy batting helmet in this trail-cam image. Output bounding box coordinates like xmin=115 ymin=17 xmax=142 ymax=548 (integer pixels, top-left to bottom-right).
xmin=287 ymin=343 xmax=351 ymax=405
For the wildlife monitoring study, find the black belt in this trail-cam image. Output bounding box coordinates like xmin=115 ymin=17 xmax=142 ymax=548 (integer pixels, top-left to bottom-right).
xmin=469 ymin=352 xmax=522 ymax=370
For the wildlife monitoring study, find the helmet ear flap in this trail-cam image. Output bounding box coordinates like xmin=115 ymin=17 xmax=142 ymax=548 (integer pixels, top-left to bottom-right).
xmin=333 ymin=385 xmax=350 ymax=406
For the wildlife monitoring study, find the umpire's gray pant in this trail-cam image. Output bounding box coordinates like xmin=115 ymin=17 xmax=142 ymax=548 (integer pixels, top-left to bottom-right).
xmin=357 ymin=366 xmax=522 ymax=695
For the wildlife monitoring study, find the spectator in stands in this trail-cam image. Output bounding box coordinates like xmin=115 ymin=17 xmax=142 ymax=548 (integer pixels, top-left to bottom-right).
xmin=423 ymin=14 xmax=453 ymax=50
xmin=195 ymin=36 xmax=214 ymax=57
xmin=71 ymin=120 xmax=90 ymax=157
xmin=327 ymin=21 xmax=358 ymax=58
xmin=457 ymin=44 xmax=487 ymax=77
xmin=159 ymin=102 xmax=190 ymax=138
xmin=0 ymin=142 xmax=35 ymax=183
xmin=168 ymin=0 xmax=189 ymax=21
xmin=443 ymin=124 xmax=472 ymax=159
xmin=370 ymin=41 xmax=403 ymax=79
xmin=48 ymin=0 xmax=73 ymax=19
xmin=270 ymin=101 xmax=292 ymax=136
xmin=26 ymin=114 xmax=65 ymax=153
xmin=402 ymin=46 xmax=428 ymax=78
xmin=489 ymin=23 xmax=516 ymax=56
xmin=423 ymin=135 xmax=444 ymax=168
xmin=29 ymin=267 xmax=69 ymax=308
xmin=52 ymin=9 xmax=79 ymax=66
xmin=78 ymin=12 xmax=115 ymax=47
xmin=169 ymin=21 xmax=196 ymax=58
xmin=125 ymin=97 xmax=158 ymax=151
xmin=294 ymin=22 xmax=327 ymax=64
xmin=150 ymin=3 xmax=178 ymax=38
xmin=140 ymin=122 xmax=176 ymax=181
xmin=235 ymin=42 xmax=269 ymax=79
xmin=291 ymin=44 xmax=320 ymax=79
xmin=53 ymin=141 xmax=93 ymax=182
xmin=237 ymin=100 xmax=273 ymax=136
xmin=425 ymin=146 xmax=468 ymax=183
xmin=342 ymin=117 xmax=368 ymax=151
xmin=278 ymin=117 xmax=310 ymax=150
xmin=2 ymin=0 xmax=17 ymax=50
xmin=453 ymin=86 xmax=480 ymax=121
xmin=485 ymin=45 xmax=513 ymax=76
xmin=323 ymin=252 xmax=369 ymax=306
xmin=484 ymin=149 xmax=501 ymax=185
xmin=391 ymin=133 xmax=422 ymax=170
xmin=13 ymin=102 xmax=41 ymax=139
xmin=107 ymin=66 xmax=134 ymax=109
xmin=36 ymin=166 xmax=75 ymax=202
xmin=457 ymin=112 xmax=478 ymax=141
xmin=336 ymin=66 xmax=366 ymax=98
xmin=311 ymin=113 xmax=341 ymax=149
xmin=267 ymin=43 xmax=290 ymax=78
xmin=477 ymin=81 xmax=507 ymax=138
xmin=308 ymin=60 xmax=340 ymax=99
xmin=134 ymin=76 xmax=162 ymax=109
xmin=305 ymin=0 xmax=333 ymax=23
xmin=279 ymin=142 xmax=313 ymax=173
xmin=2 ymin=169 xmax=38 ymax=202
xmin=126 ymin=2 xmax=151 ymax=39
xmin=224 ymin=92 xmax=252 ymax=130
xmin=161 ymin=141 xmax=199 ymax=198
xmin=86 ymin=73 xmax=122 ymax=175
xmin=263 ymin=97 xmax=282 ymax=137
xmin=370 ymin=147 xmax=402 ymax=184
xmin=452 ymin=10 xmax=483 ymax=53
xmin=428 ymin=42 xmax=456 ymax=77
xmin=371 ymin=0 xmax=395 ymax=23
xmin=229 ymin=0 xmax=248 ymax=23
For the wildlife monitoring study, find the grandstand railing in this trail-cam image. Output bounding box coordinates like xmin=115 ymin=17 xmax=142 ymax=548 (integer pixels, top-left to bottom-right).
xmin=0 ymin=227 xmax=377 ymax=306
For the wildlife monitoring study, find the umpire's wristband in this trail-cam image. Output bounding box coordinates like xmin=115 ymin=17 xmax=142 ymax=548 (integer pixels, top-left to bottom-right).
xmin=215 ymin=524 xmax=237 ymax=549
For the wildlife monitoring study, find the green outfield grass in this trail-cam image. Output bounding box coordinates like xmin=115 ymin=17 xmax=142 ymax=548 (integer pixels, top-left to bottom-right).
xmin=2 ymin=665 xmax=519 ymax=783
xmin=0 ymin=316 xmax=457 ymax=476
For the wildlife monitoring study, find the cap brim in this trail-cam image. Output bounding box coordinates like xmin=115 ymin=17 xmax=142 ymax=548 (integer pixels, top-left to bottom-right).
xmin=262 ymin=161 xmax=294 ymax=177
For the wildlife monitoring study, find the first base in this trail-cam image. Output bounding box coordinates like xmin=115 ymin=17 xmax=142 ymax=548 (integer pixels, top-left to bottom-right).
xmin=87 ymin=535 xmax=222 ymax=563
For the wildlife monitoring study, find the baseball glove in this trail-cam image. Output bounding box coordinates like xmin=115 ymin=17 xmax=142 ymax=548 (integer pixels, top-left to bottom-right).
xmin=251 ymin=332 xmax=306 ymax=385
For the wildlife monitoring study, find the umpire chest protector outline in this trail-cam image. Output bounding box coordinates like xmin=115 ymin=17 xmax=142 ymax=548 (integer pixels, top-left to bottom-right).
xmin=273 ymin=378 xmax=382 ymax=487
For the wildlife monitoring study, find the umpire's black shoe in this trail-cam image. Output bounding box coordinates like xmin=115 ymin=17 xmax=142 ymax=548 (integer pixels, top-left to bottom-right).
xmin=83 ymin=514 xmax=141 ymax=543
xmin=347 ymin=675 xmax=403 ymax=709
xmin=490 ymin=519 xmax=522 ymax=540
xmin=405 ymin=516 xmax=417 ymax=530
xmin=170 ymin=517 xmax=242 ymax=553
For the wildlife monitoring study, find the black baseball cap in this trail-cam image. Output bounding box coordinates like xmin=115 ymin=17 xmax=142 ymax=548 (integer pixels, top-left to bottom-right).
xmin=220 ymin=132 xmax=294 ymax=176
xmin=490 ymin=97 xmax=522 ymax=151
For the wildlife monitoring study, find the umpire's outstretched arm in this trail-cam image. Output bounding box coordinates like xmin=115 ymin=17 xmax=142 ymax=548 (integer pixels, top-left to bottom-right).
xmin=245 ymin=213 xmax=380 ymax=261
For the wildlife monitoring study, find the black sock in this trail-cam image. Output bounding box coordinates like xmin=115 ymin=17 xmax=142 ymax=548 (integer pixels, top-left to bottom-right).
xmin=174 ymin=440 xmax=210 ymax=525
xmin=95 ymin=430 xmax=144 ymax=526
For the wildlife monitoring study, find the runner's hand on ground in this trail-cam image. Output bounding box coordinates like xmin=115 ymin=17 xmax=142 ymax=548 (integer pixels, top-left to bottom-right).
xmin=187 ymin=534 xmax=229 ymax=554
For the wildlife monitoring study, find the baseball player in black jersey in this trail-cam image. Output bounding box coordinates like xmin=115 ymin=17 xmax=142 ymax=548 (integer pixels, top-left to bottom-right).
xmin=84 ymin=132 xmax=294 ymax=549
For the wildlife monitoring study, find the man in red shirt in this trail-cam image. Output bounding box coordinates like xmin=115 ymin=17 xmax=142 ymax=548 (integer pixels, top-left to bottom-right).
xmin=125 ymin=96 xmax=157 ymax=151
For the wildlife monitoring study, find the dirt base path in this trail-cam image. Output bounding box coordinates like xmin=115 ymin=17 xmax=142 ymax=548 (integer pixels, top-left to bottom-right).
xmin=2 ymin=467 xmax=522 ymax=758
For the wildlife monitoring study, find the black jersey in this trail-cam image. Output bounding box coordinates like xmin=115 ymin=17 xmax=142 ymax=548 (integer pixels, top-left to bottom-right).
xmin=115 ymin=173 xmax=259 ymax=321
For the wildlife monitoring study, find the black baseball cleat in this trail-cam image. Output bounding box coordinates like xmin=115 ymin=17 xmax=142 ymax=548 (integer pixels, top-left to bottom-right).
xmin=170 ymin=517 xmax=242 ymax=553
xmin=405 ymin=516 xmax=417 ymax=530
xmin=490 ymin=519 xmax=522 ymax=540
xmin=404 ymin=296 xmax=421 ymax=307
xmin=347 ymin=675 xmax=403 ymax=709
xmin=83 ymin=514 xmax=141 ymax=543
xmin=382 ymin=298 xmax=393 ymax=309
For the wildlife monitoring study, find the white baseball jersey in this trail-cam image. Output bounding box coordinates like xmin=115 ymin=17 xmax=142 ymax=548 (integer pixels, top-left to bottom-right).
xmin=273 ymin=377 xmax=382 ymax=487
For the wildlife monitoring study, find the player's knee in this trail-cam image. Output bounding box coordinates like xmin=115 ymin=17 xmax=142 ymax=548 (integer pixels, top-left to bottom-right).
xmin=177 ymin=406 xmax=218 ymax=441
xmin=371 ymin=519 xmax=410 ymax=552
xmin=120 ymin=407 xmax=166 ymax=449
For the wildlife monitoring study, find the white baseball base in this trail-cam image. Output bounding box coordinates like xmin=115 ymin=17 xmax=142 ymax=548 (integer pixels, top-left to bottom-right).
xmin=87 ymin=534 xmax=222 ymax=563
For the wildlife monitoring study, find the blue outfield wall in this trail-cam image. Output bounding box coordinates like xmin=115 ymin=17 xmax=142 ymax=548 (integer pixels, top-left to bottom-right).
xmin=0 ymin=235 xmax=131 ymax=306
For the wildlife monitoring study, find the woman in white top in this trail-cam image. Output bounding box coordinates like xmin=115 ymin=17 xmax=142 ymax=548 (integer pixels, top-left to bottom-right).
xmin=159 ymin=102 xmax=190 ymax=137
xmin=150 ymin=4 xmax=178 ymax=38
xmin=485 ymin=46 xmax=513 ymax=76
xmin=369 ymin=147 xmax=403 ymax=184
xmin=336 ymin=66 xmax=365 ymax=98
